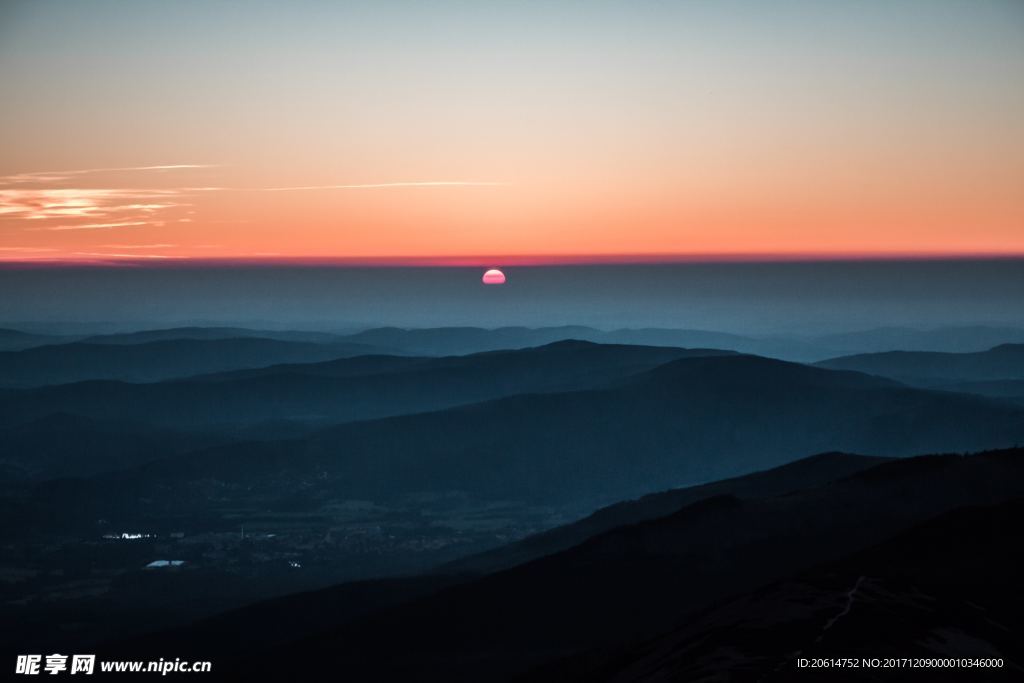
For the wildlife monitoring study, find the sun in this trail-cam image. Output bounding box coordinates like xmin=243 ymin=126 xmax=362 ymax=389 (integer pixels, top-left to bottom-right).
xmin=482 ymin=268 xmax=506 ymax=285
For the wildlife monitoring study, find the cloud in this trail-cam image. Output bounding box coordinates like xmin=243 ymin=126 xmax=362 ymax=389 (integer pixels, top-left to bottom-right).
xmin=0 ymin=164 xmax=217 ymax=185
xmin=259 ymin=181 xmax=510 ymax=191
xmin=0 ymin=165 xmax=213 ymax=234
xmin=44 ymin=221 xmax=152 ymax=231
xmin=0 ymin=188 xmax=191 ymax=230
xmin=100 ymin=243 xmax=177 ymax=249
xmin=72 ymin=252 xmax=171 ymax=259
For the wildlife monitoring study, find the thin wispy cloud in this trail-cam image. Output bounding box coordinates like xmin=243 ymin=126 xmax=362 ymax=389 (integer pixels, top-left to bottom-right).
xmin=259 ymin=181 xmax=510 ymax=191
xmin=45 ymin=221 xmax=151 ymax=231
xmin=0 ymin=164 xmax=217 ymax=185
xmin=72 ymin=251 xmax=171 ymax=259
xmin=100 ymin=243 xmax=177 ymax=249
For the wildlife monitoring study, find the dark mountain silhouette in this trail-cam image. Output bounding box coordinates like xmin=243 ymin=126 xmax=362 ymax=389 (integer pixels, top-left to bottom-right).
xmin=339 ymin=326 xmax=604 ymax=355
xmin=78 ymin=326 xmax=352 ymax=346
xmin=125 ymin=448 xmax=1024 ymax=682
xmin=337 ymin=325 xmax=829 ymax=360
xmin=0 ymin=337 xmax=384 ymax=387
xmin=937 ymin=378 xmax=1024 ymax=402
xmin=113 ymin=451 xmax=888 ymax=657
xmin=138 ymin=354 xmax=1024 ymax=506
xmin=532 ymin=498 xmax=1024 ymax=682
xmin=0 ymin=327 xmax=66 ymax=352
xmin=817 ymin=343 xmax=1024 ymax=386
xmin=332 ymin=325 xmax=1024 ymax=361
xmin=443 ymin=452 xmax=888 ymax=575
xmin=188 ymin=353 xmax=430 ymax=382
xmin=6 ymin=322 xmax=1023 ymax=362
xmin=0 ymin=342 xmax=731 ymax=429
xmin=813 ymin=324 xmax=1024 ymax=354
xmin=0 ymin=413 xmax=225 ymax=480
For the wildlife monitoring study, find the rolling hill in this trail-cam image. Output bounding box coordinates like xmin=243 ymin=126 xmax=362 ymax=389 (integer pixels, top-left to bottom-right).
xmin=78 ymin=326 xmax=352 ymax=346
xmin=0 ymin=327 xmax=67 ymax=352
xmin=332 ymin=324 xmax=1024 ymax=361
xmin=0 ymin=413 xmax=225 ymax=480
xmin=812 ymin=324 xmax=1024 ymax=354
xmin=116 ymin=451 xmax=888 ymax=657
xmin=817 ymin=343 xmax=1024 ymax=387
xmin=442 ymin=451 xmax=889 ymax=575
xmin=0 ymin=337 xmax=384 ymax=386
xmin=0 ymin=341 xmax=731 ymax=430
xmin=132 ymin=354 xmax=1024 ymax=507
xmin=336 ymin=325 xmax=829 ymax=360
xmin=533 ymin=498 xmax=1024 ymax=682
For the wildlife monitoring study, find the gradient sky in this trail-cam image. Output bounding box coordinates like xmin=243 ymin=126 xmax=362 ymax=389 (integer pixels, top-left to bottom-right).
xmin=1 ymin=0 xmax=1022 ymax=264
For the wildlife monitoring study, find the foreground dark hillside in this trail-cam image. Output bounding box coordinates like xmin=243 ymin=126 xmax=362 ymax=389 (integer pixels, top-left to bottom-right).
xmin=443 ymin=451 xmax=888 ymax=574
xmin=111 ymin=451 xmax=887 ymax=656
xmin=106 ymin=448 xmax=1024 ymax=682
xmin=532 ymin=498 xmax=1024 ymax=682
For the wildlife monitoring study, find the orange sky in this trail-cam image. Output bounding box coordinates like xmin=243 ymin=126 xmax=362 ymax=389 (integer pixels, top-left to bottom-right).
xmin=1 ymin=1 xmax=1022 ymax=265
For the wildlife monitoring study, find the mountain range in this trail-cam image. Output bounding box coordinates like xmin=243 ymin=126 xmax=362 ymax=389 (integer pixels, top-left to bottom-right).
xmin=1 ymin=323 xmax=1022 ymax=679
xmin=112 ymin=351 xmax=1024 ymax=510
xmin=4 ymin=322 xmax=1023 ymax=362
xmin=0 ymin=342 xmax=730 ymax=434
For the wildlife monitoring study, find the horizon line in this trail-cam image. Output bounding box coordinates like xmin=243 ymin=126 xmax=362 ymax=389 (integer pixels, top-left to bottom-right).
xmin=1 ymin=251 xmax=1023 ymax=269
